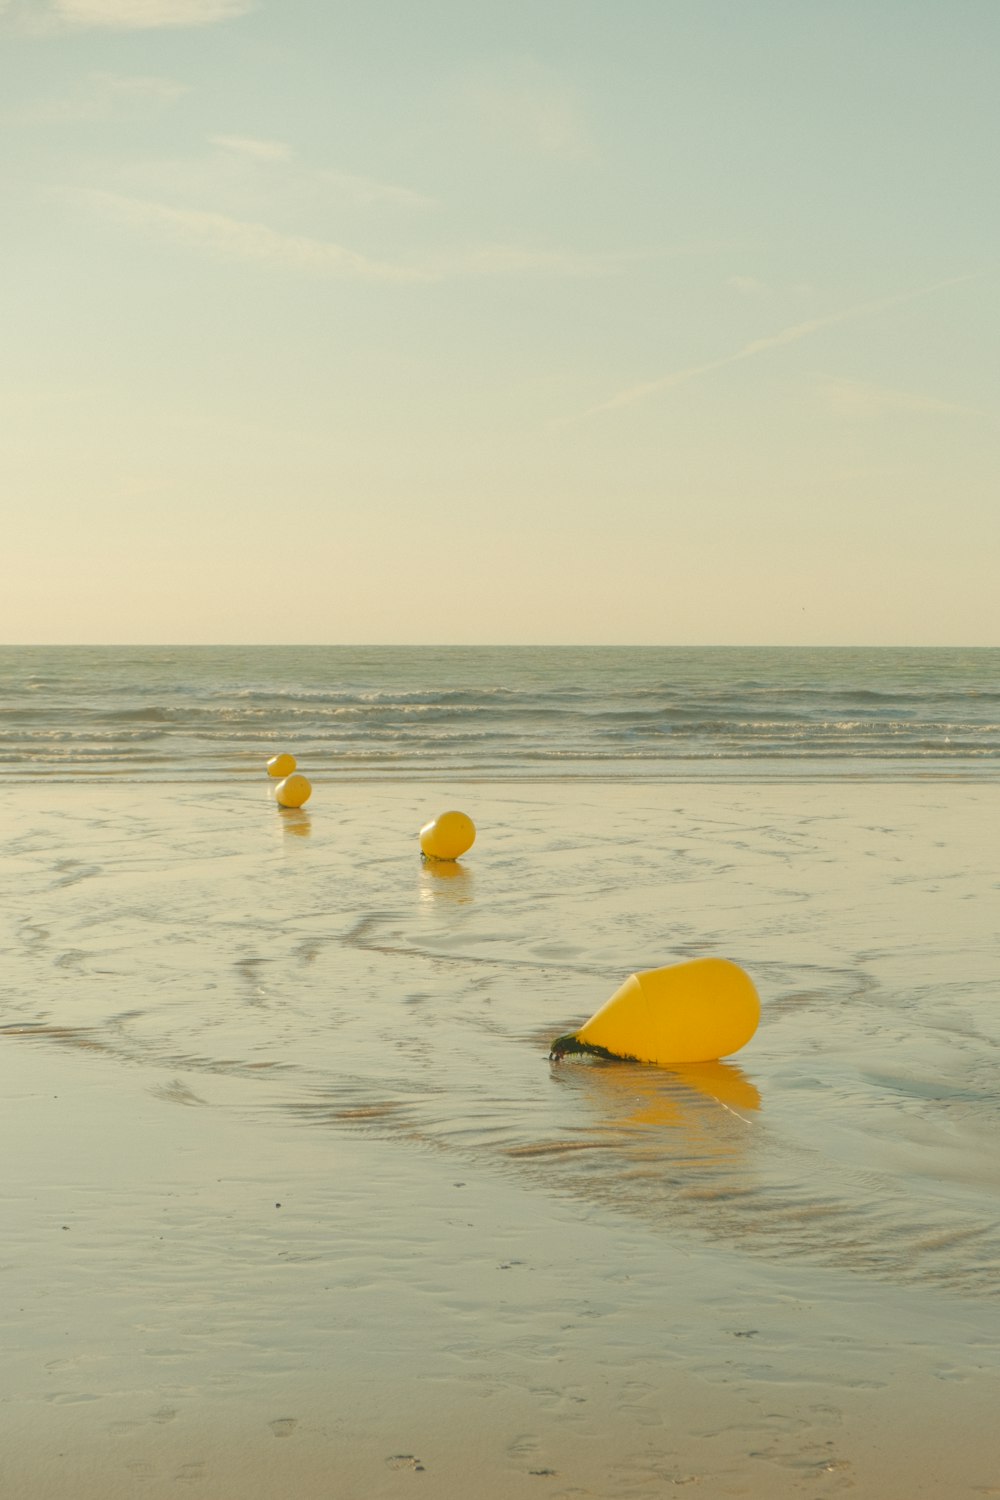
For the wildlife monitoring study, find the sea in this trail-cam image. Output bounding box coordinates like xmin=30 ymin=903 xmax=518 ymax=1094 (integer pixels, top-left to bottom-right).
xmin=2 ymin=644 xmax=999 ymax=781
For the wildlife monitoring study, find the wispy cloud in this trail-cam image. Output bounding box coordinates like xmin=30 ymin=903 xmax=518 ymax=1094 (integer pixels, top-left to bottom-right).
xmin=429 ymin=244 xmax=661 ymax=278
xmin=584 ymin=276 xmax=975 ymax=418
xmin=462 ymin=59 xmax=592 ymax=161
xmin=81 ymin=191 xmax=437 ymax=281
xmin=726 ymin=275 xmax=768 ymax=296
xmin=79 ymin=186 xmax=650 ymax=283
xmin=10 ymin=0 xmax=252 ymax=31
xmin=9 ymin=71 xmax=188 ymax=123
xmin=57 ymin=0 xmax=251 ymax=27
xmin=206 ymin=135 xmax=436 ymax=209
xmin=209 ymin=135 xmax=293 ymax=163
xmin=312 ymin=166 xmax=436 ymax=211
xmin=819 ymin=376 xmax=985 ymax=421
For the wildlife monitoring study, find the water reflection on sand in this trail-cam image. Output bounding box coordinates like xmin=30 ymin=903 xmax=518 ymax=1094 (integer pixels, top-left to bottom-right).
xmin=3 ymin=780 xmax=999 ymax=1300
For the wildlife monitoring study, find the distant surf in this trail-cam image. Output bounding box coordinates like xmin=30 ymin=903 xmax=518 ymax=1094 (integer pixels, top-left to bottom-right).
xmin=2 ymin=644 xmax=998 ymax=780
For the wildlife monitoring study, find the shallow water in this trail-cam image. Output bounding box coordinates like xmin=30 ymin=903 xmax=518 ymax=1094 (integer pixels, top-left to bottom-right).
xmin=6 ymin=1036 xmax=996 ymax=1500
xmin=5 ymin=781 xmax=998 ymax=1300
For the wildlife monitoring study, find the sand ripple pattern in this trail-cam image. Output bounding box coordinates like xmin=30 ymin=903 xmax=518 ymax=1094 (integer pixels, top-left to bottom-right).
xmin=3 ymin=782 xmax=999 ymax=1301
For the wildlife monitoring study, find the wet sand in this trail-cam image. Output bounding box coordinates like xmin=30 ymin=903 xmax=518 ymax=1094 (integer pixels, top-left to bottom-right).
xmin=2 ymin=781 xmax=999 ymax=1497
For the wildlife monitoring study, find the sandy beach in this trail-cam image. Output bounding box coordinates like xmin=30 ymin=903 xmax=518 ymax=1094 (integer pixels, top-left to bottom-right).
xmin=5 ymin=0 xmax=997 ymax=1480
xmin=3 ymin=780 xmax=999 ymax=1497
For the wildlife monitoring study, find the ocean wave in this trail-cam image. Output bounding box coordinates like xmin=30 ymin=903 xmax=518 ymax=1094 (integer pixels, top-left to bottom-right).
xmin=3 ymin=644 xmax=1000 ymax=781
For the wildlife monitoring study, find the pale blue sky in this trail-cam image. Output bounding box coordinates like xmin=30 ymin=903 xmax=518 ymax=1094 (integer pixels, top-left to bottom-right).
xmin=1 ymin=0 xmax=996 ymax=644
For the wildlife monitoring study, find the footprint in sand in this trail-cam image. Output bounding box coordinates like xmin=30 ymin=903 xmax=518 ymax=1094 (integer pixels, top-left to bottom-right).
xmin=174 ymin=1461 xmax=206 ymax=1484
xmin=269 ymin=1417 xmax=298 ymax=1438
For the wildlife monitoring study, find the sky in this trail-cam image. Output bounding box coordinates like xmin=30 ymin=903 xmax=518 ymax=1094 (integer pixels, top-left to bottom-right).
xmin=1 ymin=0 xmax=997 ymax=645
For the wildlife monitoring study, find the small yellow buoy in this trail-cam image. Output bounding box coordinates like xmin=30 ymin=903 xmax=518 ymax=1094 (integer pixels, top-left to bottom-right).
xmin=550 ymin=957 xmax=760 ymax=1065
xmin=267 ymin=752 xmax=297 ymax=778
xmin=419 ymin=810 xmax=476 ymax=861
xmin=275 ymin=772 xmax=312 ymax=809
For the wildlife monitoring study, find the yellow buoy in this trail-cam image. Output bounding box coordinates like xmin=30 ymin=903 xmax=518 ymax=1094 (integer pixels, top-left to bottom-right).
xmin=550 ymin=957 xmax=760 ymax=1065
xmin=267 ymin=752 xmax=297 ymax=778
xmin=275 ymin=772 xmax=312 ymax=809
xmin=419 ymin=810 xmax=476 ymax=861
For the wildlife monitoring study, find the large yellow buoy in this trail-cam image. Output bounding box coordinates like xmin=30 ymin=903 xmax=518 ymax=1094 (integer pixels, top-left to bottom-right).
xmin=267 ymin=752 xmax=297 ymax=778
xmin=550 ymin=957 xmax=760 ymax=1065
xmin=419 ymin=810 xmax=476 ymax=861
xmin=275 ymin=772 xmax=312 ymax=809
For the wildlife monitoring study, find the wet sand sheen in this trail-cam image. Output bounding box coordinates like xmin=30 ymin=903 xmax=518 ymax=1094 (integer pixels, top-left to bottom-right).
xmin=2 ymin=782 xmax=999 ymax=1496
xmin=4 ymin=1040 xmax=1000 ymax=1500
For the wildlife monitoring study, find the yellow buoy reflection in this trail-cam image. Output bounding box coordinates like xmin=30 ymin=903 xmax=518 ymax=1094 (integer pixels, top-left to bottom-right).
xmin=544 ymin=1055 xmax=761 ymax=1174
xmin=418 ymin=857 xmax=473 ymax=906
xmin=422 ymin=857 xmax=468 ymax=880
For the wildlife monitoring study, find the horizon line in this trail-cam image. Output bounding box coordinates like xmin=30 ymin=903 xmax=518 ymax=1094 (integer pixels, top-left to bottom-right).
xmin=3 ymin=642 xmax=997 ymax=651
